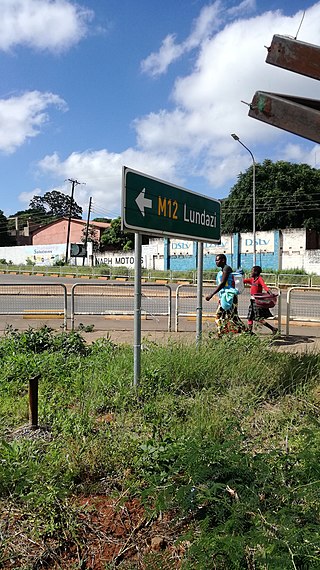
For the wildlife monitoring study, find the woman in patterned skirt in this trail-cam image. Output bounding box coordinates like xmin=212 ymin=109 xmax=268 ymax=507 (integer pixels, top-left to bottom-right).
xmin=206 ymin=254 xmax=246 ymax=336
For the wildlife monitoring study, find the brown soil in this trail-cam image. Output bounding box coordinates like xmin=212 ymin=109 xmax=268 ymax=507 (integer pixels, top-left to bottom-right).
xmin=1 ymin=495 xmax=191 ymax=569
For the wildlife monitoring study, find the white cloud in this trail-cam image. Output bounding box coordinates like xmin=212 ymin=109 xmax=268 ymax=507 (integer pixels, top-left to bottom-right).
xmin=137 ymin=2 xmax=320 ymax=193
xmin=141 ymin=1 xmax=256 ymax=76
xmin=19 ymin=187 xmax=41 ymax=205
xmin=0 ymin=91 xmax=67 ymax=153
xmin=141 ymin=34 xmax=185 ymax=77
xmin=0 ymin=0 xmax=93 ymax=52
xmin=35 ymin=149 xmax=179 ymax=217
xmin=280 ymin=143 xmax=320 ymax=166
xmin=141 ymin=2 xmax=222 ymax=76
xmin=227 ymin=0 xmax=256 ymax=18
xmin=21 ymin=2 xmax=320 ymax=216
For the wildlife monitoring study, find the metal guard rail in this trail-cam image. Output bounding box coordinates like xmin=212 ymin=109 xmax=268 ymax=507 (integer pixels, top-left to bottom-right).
xmin=71 ymin=282 xmax=172 ymax=331
xmin=0 ymin=283 xmax=67 ymax=330
xmin=286 ymin=286 xmax=320 ymax=335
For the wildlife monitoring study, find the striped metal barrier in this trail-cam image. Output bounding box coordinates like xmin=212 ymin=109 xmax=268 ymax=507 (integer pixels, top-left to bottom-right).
xmin=70 ymin=282 xmax=172 ymax=331
xmin=0 ymin=283 xmax=67 ymax=330
xmin=286 ymin=287 xmax=320 ymax=335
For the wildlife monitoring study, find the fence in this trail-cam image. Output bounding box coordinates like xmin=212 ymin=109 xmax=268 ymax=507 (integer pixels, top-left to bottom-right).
xmin=286 ymin=287 xmax=320 ymax=335
xmin=175 ymin=284 xmax=281 ymax=332
xmin=0 ymin=264 xmax=317 ymax=287
xmin=70 ymin=283 xmax=172 ymax=331
xmin=0 ymin=284 xmax=67 ymax=330
xmin=0 ymin=281 xmax=320 ymax=337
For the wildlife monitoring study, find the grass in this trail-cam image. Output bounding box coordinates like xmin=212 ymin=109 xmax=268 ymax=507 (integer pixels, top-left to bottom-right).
xmin=0 ymin=327 xmax=320 ymax=568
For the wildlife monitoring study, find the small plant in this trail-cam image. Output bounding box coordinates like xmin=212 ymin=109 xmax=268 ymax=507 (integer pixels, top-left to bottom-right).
xmin=89 ymin=334 xmax=118 ymax=355
xmin=53 ymin=259 xmax=66 ymax=266
xmin=3 ymin=325 xmax=55 ymax=353
xmin=77 ymin=322 xmax=95 ymax=332
xmin=52 ymin=330 xmax=88 ymax=356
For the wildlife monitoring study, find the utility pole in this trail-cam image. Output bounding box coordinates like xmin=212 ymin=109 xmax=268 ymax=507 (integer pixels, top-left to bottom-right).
xmin=65 ymin=179 xmax=82 ymax=264
xmin=82 ymin=197 xmax=92 ymax=266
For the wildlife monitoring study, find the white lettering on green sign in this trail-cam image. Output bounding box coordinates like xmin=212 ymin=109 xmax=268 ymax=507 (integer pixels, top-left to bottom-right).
xmin=183 ymin=204 xmax=216 ymax=227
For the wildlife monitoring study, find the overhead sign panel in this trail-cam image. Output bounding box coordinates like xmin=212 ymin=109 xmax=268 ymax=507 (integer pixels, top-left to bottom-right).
xmin=249 ymin=35 xmax=320 ymax=144
xmin=122 ymin=167 xmax=221 ymax=243
xmin=248 ymin=92 xmax=320 ymax=144
xmin=266 ymin=35 xmax=320 ymax=81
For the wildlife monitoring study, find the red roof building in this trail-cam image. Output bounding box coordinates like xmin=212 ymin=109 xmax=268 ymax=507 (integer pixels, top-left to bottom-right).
xmin=32 ymin=218 xmax=110 ymax=245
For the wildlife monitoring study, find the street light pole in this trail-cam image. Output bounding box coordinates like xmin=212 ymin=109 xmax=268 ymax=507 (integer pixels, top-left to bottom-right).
xmin=231 ymin=133 xmax=256 ymax=265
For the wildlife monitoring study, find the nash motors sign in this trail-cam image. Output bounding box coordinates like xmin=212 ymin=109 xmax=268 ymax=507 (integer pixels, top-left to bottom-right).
xmin=121 ymin=167 xmax=221 ymax=243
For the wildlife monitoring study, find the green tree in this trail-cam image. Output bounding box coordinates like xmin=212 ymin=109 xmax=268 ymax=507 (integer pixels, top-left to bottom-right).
xmin=100 ymin=217 xmax=134 ymax=251
xmin=92 ymin=217 xmax=111 ymax=223
xmin=0 ymin=210 xmax=14 ymax=246
xmin=29 ymin=190 xmax=82 ymax=221
xmin=222 ymin=160 xmax=320 ymax=232
xmin=10 ymin=208 xmax=47 ymax=227
xmin=81 ymin=225 xmax=100 ymax=252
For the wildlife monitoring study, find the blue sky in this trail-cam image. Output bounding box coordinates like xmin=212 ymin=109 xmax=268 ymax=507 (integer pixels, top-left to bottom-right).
xmin=0 ymin=0 xmax=319 ymax=221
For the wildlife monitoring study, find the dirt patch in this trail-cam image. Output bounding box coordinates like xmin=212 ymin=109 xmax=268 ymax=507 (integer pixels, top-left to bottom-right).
xmin=1 ymin=495 xmax=191 ymax=569
xmin=65 ymin=495 xmax=190 ymax=569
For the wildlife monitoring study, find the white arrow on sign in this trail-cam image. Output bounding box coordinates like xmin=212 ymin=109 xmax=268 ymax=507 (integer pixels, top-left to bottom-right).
xmin=135 ymin=188 xmax=153 ymax=216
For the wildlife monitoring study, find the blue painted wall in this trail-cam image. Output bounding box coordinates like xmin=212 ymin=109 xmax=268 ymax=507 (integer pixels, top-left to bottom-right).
xmin=238 ymin=231 xmax=280 ymax=271
xmin=168 ymin=238 xmax=197 ymax=270
xmin=164 ymin=231 xmax=280 ymax=271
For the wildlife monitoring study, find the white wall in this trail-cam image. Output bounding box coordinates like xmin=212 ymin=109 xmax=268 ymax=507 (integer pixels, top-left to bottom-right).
xmin=240 ymin=231 xmax=275 ymax=254
xmin=281 ymin=229 xmax=305 ymax=271
xmin=2 ymin=230 xmax=320 ymax=274
xmin=95 ymin=242 xmax=164 ymax=270
xmin=0 ymin=244 xmax=66 ymax=265
xmin=203 ymin=236 xmax=233 ymax=255
xmin=303 ymin=250 xmax=320 ymax=274
xmin=0 ymin=243 xmax=94 ymax=266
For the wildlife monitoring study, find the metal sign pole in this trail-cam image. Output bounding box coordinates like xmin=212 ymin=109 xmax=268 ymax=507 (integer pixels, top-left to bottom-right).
xmin=196 ymin=241 xmax=203 ymax=346
xmin=134 ymin=232 xmax=142 ymax=387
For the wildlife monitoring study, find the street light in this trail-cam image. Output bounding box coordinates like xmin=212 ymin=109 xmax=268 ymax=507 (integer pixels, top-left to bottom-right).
xmin=231 ymin=133 xmax=256 ymax=265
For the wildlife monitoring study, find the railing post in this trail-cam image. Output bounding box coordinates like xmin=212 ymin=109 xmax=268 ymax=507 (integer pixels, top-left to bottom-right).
xmin=70 ymin=284 xmax=76 ymax=330
xmin=166 ymin=285 xmax=172 ymax=332
xmin=276 ymin=287 xmax=281 ymax=333
xmin=286 ymin=288 xmax=291 ymax=336
xmin=175 ymin=285 xmax=180 ymax=332
xmin=62 ymin=284 xmax=68 ymax=330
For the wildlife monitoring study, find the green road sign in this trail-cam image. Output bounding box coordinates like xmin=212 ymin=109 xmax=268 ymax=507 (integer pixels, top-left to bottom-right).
xmin=122 ymin=167 xmax=221 ymax=243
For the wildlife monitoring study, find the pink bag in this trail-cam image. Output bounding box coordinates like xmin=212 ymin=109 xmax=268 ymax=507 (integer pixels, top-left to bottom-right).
xmin=254 ymin=292 xmax=278 ymax=309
